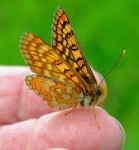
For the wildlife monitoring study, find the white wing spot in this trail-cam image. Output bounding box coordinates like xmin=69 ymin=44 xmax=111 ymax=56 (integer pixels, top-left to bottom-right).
xmin=55 ymin=88 xmax=62 ymax=93
xmin=62 ymin=94 xmax=71 ymax=100
xmin=66 ymin=84 xmax=73 ymax=91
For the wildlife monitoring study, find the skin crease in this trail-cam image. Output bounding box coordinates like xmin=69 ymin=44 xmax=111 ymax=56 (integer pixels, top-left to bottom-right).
xmin=0 ymin=66 xmax=125 ymax=150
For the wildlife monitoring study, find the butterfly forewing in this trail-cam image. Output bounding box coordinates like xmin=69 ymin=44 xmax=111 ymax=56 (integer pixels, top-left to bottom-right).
xmin=52 ymin=7 xmax=97 ymax=91
xmin=20 ymin=32 xmax=86 ymax=89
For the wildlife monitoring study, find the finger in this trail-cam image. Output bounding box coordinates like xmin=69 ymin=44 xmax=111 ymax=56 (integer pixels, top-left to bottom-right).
xmin=0 ymin=107 xmax=125 ymax=150
xmin=0 ymin=66 xmax=53 ymax=124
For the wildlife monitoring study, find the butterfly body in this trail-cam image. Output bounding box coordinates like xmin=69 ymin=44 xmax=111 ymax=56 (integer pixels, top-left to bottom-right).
xmin=20 ymin=7 xmax=106 ymax=110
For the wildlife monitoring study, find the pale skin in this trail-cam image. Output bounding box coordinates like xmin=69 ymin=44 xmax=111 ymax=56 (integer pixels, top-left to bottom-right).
xmin=0 ymin=66 xmax=125 ymax=150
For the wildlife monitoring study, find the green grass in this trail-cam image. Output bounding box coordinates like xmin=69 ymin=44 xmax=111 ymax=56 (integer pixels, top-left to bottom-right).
xmin=0 ymin=1 xmax=139 ymax=149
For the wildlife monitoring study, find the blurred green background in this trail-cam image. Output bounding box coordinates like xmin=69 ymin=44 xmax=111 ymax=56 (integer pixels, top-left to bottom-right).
xmin=0 ymin=0 xmax=138 ymax=149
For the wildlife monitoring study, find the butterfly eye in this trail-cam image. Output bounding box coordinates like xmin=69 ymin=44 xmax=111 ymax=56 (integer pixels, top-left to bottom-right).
xmin=94 ymin=87 xmax=101 ymax=97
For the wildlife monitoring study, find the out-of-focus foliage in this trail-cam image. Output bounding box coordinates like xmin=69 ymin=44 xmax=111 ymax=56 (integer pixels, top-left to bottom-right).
xmin=0 ymin=1 xmax=138 ymax=149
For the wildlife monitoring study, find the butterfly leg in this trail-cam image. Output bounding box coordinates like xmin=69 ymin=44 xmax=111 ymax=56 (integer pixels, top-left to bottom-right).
xmin=65 ymin=102 xmax=79 ymax=116
xmin=92 ymin=102 xmax=101 ymax=129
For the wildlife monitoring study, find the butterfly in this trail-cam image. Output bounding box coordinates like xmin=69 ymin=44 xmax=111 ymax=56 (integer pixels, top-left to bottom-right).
xmin=20 ymin=7 xmax=107 ymax=112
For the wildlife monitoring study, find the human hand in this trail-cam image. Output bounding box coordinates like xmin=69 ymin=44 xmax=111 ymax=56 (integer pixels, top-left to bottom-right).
xmin=0 ymin=66 xmax=125 ymax=150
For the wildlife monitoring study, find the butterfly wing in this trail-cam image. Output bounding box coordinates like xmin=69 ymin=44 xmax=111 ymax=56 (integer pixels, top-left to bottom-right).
xmin=20 ymin=32 xmax=85 ymax=89
xmin=25 ymin=75 xmax=82 ymax=109
xmin=52 ymin=7 xmax=97 ymax=94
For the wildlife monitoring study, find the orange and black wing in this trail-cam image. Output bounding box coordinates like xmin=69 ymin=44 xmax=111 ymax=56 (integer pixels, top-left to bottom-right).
xmin=25 ymin=75 xmax=82 ymax=109
xmin=52 ymin=7 xmax=97 ymax=94
xmin=20 ymin=32 xmax=85 ymax=89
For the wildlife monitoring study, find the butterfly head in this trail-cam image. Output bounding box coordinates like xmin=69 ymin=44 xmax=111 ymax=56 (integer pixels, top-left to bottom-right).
xmin=94 ymin=86 xmax=101 ymax=97
xmin=94 ymin=73 xmax=107 ymax=106
xmin=81 ymin=72 xmax=107 ymax=107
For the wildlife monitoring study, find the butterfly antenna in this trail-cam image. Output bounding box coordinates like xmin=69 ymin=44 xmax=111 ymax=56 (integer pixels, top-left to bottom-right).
xmin=99 ymin=50 xmax=126 ymax=87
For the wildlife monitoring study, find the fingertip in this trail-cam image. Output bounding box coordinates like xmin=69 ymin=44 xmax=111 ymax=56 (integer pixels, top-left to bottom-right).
xmin=94 ymin=106 xmax=125 ymax=150
xmin=27 ymin=106 xmax=125 ymax=150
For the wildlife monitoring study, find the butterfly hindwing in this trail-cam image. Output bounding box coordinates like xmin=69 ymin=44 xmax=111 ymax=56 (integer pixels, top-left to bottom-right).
xmin=25 ymin=75 xmax=82 ymax=109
